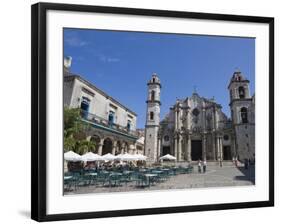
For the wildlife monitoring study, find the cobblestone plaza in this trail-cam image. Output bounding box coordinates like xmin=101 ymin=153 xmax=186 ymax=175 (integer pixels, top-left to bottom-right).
xmin=65 ymin=165 xmax=255 ymax=195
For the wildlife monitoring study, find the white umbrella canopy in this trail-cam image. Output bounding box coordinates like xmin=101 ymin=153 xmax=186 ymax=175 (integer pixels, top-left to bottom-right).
xmin=101 ymin=153 xmax=116 ymax=161
xmin=81 ymin=152 xmax=103 ymax=162
xmin=136 ymin=154 xmax=147 ymax=161
xmin=117 ymin=153 xmax=136 ymax=161
xmin=64 ymin=150 xmax=82 ymax=161
xmin=116 ymin=153 xmax=147 ymax=161
xmin=159 ymin=154 xmax=176 ymax=161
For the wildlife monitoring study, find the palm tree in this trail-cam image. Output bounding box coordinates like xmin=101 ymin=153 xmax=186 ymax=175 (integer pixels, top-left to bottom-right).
xmin=63 ymin=107 xmax=96 ymax=155
xmin=76 ymin=139 xmax=96 ymax=155
xmin=64 ymin=107 xmax=83 ymax=137
xmin=64 ymin=136 xmax=76 ymax=152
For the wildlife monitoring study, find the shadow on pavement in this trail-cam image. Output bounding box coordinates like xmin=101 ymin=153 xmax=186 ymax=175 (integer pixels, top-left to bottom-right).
xmin=234 ymin=165 xmax=255 ymax=184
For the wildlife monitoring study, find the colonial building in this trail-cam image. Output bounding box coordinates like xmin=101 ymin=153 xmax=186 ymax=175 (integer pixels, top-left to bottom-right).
xmin=144 ymin=71 xmax=255 ymax=163
xmin=63 ymin=57 xmax=141 ymax=155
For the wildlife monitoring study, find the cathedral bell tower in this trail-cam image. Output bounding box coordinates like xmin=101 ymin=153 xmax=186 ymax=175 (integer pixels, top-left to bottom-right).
xmin=144 ymin=73 xmax=161 ymax=162
xmin=228 ymin=70 xmax=255 ymax=161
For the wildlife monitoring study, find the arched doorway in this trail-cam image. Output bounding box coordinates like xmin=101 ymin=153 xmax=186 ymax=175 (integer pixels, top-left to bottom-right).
xmin=124 ymin=142 xmax=129 ymax=153
xmin=102 ymin=138 xmax=113 ymax=155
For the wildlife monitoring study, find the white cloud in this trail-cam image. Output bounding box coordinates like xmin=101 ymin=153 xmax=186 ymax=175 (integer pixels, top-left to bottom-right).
xmin=98 ymin=54 xmax=120 ymax=63
xmin=65 ymin=36 xmax=88 ymax=47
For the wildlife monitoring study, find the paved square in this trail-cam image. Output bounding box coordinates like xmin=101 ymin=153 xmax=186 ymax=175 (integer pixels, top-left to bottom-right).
xmin=65 ymin=165 xmax=255 ymax=195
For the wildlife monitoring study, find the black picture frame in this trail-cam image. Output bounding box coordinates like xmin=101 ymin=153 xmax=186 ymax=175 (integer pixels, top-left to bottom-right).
xmin=31 ymin=2 xmax=274 ymax=222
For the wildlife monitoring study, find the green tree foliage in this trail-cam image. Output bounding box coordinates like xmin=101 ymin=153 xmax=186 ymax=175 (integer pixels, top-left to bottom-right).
xmin=63 ymin=107 xmax=96 ymax=154
xmin=64 ymin=107 xmax=82 ymax=137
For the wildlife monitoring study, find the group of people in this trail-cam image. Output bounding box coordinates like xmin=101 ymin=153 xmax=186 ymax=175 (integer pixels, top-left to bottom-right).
xmin=197 ymin=160 xmax=207 ymax=173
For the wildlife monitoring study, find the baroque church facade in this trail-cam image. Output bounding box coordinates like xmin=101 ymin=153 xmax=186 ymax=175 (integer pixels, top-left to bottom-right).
xmin=144 ymin=71 xmax=255 ymax=163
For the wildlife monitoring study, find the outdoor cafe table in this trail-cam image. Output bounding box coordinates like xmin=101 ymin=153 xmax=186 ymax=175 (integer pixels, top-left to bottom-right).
xmin=64 ymin=176 xmax=73 ymax=180
xmin=123 ymin=170 xmax=133 ymax=174
xmin=85 ymin=173 xmax=98 ymax=176
xmin=108 ymin=172 xmax=122 ymax=186
xmin=160 ymin=168 xmax=171 ymax=177
xmin=151 ymin=170 xmax=163 ymax=174
xmin=144 ymin=174 xmax=158 ymax=186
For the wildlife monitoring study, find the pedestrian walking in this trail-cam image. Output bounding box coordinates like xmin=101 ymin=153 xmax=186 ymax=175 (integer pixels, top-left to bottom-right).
xmin=203 ymin=160 xmax=207 ymax=173
xmin=198 ymin=159 xmax=202 ymax=173
xmin=219 ymin=157 xmax=222 ymax=167
xmin=234 ymin=157 xmax=238 ymax=167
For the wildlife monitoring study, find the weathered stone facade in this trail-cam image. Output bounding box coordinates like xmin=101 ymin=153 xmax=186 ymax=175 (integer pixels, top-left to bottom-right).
xmin=63 ymin=58 xmax=141 ymax=156
xmin=144 ymin=71 xmax=255 ymax=162
xmin=144 ymin=74 xmax=161 ymax=162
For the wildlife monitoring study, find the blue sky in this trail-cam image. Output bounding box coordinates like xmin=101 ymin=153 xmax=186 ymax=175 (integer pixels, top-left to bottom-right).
xmin=64 ymin=28 xmax=255 ymax=129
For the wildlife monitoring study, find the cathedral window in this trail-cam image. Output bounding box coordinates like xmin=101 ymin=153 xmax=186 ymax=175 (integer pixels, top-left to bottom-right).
xmin=151 ymin=90 xmax=155 ymax=101
xmin=150 ymin=111 xmax=154 ymax=120
xmin=223 ymin=135 xmax=229 ymax=141
xmin=164 ymin=135 xmax=169 ymax=141
xmin=192 ymin=108 xmax=200 ymax=116
xmin=240 ymin=107 xmax=248 ymax=123
xmin=238 ymin=86 xmax=245 ymax=99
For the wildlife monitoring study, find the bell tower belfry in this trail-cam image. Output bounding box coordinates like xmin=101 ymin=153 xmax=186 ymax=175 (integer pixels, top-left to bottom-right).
xmin=228 ymin=70 xmax=255 ymax=161
xmin=144 ymin=73 xmax=161 ymax=162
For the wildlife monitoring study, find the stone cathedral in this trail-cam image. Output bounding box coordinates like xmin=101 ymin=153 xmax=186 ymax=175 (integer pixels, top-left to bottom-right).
xmin=144 ymin=71 xmax=255 ymax=163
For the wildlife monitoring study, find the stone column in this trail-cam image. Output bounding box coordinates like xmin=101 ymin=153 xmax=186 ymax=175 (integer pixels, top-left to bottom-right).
xmin=124 ymin=144 xmax=128 ymax=153
xmin=212 ymin=134 xmax=216 ymax=160
xmin=235 ymin=88 xmax=239 ymax=98
xmin=98 ymin=138 xmax=104 ymax=155
xmin=178 ymin=134 xmax=182 ymax=161
xmin=219 ymin=137 xmax=223 ymax=160
xmin=216 ymin=136 xmax=220 ymax=161
xmin=134 ymin=142 xmax=137 ymax=154
xmin=174 ymin=136 xmax=178 ymax=158
xmin=112 ymin=140 xmax=117 ymax=155
xmin=213 ymin=106 xmax=218 ymax=130
xmin=121 ymin=142 xmax=125 ymax=154
xmin=174 ymin=109 xmax=178 ymax=130
xmin=157 ymin=137 xmax=161 ymax=159
xmin=187 ymin=135 xmax=191 ymax=162
xmin=202 ymin=135 xmax=207 ymax=161
xmin=202 ymin=106 xmax=206 ymax=131
xmin=178 ymin=108 xmax=183 ymax=129
xmin=185 ymin=110 xmax=189 ymax=130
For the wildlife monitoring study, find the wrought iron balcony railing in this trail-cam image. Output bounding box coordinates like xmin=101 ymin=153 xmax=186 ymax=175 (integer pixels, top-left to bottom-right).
xmin=80 ymin=110 xmax=138 ymax=137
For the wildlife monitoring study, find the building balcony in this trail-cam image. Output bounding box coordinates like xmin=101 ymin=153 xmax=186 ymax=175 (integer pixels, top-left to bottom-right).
xmin=80 ymin=110 xmax=138 ymax=139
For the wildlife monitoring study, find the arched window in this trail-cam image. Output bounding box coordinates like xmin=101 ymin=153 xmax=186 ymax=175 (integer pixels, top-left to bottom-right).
xmin=151 ymin=90 xmax=155 ymax=101
xmin=238 ymin=86 xmax=245 ymax=99
xmin=240 ymin=107 xmax=248 ymax=123
xmin=150 ymin=111 xmax=154 ymax=120
xmin=152 ymin=78 xmax=155 ymax=83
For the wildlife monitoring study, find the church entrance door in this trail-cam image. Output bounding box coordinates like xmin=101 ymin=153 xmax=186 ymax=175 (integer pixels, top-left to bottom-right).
xmin=223 ymin=146 xmax=232 ymax=160
xmin=191 ymin=140 xmax=202 ymax=161
xmin=162 ymin=146 xmax=171 ymax=155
